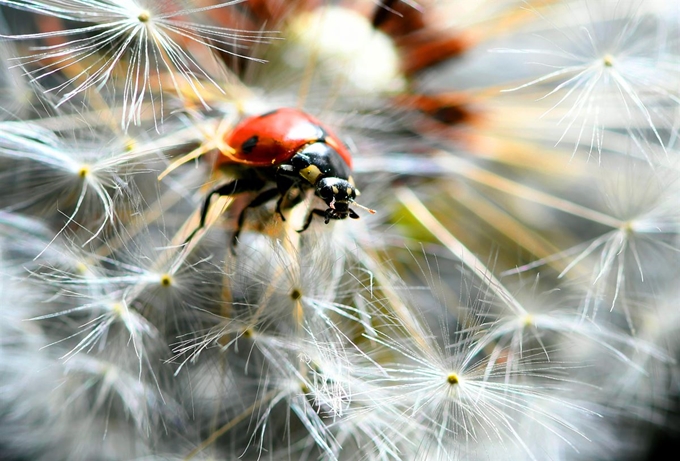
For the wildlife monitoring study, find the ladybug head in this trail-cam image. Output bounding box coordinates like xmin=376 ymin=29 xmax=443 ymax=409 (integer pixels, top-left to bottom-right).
xmin=316 ymin=177 xmax=359 ymax=221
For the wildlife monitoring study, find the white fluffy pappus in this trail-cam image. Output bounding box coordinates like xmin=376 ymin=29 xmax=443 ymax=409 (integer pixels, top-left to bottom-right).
xmin=0 ymin=120 xmax=164 ymax=252
xmin=495 ymin=0 xmax=680 ymax=162
xmin=0 ymin=0 xmax=278 ymax=128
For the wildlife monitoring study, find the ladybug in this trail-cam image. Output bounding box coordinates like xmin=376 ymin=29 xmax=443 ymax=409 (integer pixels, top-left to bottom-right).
xmin=187 ymin=108 xmax=374 ymax=245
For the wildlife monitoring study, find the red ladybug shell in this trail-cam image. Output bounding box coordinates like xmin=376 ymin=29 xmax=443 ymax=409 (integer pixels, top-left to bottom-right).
xmin=217 ymin=108 xmax=353 ymax=169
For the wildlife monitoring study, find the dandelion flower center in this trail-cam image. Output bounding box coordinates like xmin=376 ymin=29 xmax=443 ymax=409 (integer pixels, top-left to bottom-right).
xmin=124 ymin=138 xmax=137 ymax=152
xmin=602 ymin=54 xmax=615 ymax=67
xmin=447 ymin=373 xmax=459 ymax=385
xmin=78 ymin=165 xmax=90 ymax=178
xmin=75 ymin=262 xmax=89 ymax=275
xmin=621 ymin=220 xmax=635 ymax=234
xmin=290 ymin=288 xmax=303 ymax=301
xmin=137 ymin=11 xmax=151 ymax=23
xmin=160 ymin=274 xmax=173 ymax=287
xmin=111 ymin=303 xmax=125 ymax=316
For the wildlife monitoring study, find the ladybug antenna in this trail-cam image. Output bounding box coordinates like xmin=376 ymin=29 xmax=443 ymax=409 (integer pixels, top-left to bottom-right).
xmin=353 ymin=201 xmax=376 ymax=215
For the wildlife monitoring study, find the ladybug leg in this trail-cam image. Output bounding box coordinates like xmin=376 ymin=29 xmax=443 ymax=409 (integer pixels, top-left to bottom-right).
xmin=184 ymin=178 xmax=265 ymax=245
xmin=275 ymin=194 xmax=286 ymax=221
xmin=297 ymin=209 xmax=327 ymax=233
xmin=298 ymin=207 xmax=361 ymax=233
xmin=231 ymin=187 xmax=280 ymax=248
xmin=275 ymin=186 xmax=306 ymax=222
xmin=275 ymin=169 xmax=306 ymax=222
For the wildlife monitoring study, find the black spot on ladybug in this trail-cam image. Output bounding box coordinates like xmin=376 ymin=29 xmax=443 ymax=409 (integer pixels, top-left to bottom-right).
xmin=241 ymin=135 xmax=259 ymax=154
xmin=258 ymin=109 xmax=280 ymax=118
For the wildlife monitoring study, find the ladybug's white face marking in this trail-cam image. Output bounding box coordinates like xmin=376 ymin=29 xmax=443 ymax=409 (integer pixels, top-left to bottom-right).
xmin=300 ymin=164 xmax=322 ymax=184
xmin=332 ymin=185 xmax=340 ymax=194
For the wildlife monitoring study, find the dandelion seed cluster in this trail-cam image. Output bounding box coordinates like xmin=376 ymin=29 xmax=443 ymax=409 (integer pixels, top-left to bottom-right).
xmin=0 ymin=1 xmax=678 ymax=460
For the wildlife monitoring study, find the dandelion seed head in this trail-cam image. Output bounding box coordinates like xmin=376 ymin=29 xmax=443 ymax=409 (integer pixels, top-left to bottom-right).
xmin=0 ymin=1 xmax=677 ymax=459
xmin=285 ymin=6 xmax=405 ymax=93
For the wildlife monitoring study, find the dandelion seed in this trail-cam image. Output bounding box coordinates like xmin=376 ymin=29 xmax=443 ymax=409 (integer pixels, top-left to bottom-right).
xmin=0 ymin=0 xmax=277 ymax=129
xmin=548 ymin=163 xmax=680 ymax=325
xmin=0 ymin=121 xmax=161 ymax=251
xmin=0 ymin=39 xmax=36 ymax=120
xmin=496 ymin=1 xmax=680 ymax=161
xmin=61 ymin=354 xmax=168 ymax=434
xmin=368 ymin=310 xmax=600 ymax=460
xmin=330 ymin=403 xmax=407 ymax=461
xmin=350 ymin=253 xmax=602 ymax=461
xmin=170 ymin=234 xmax=369 ymax=370
xmin=178 ymin=329 xmax=350 ymax=459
